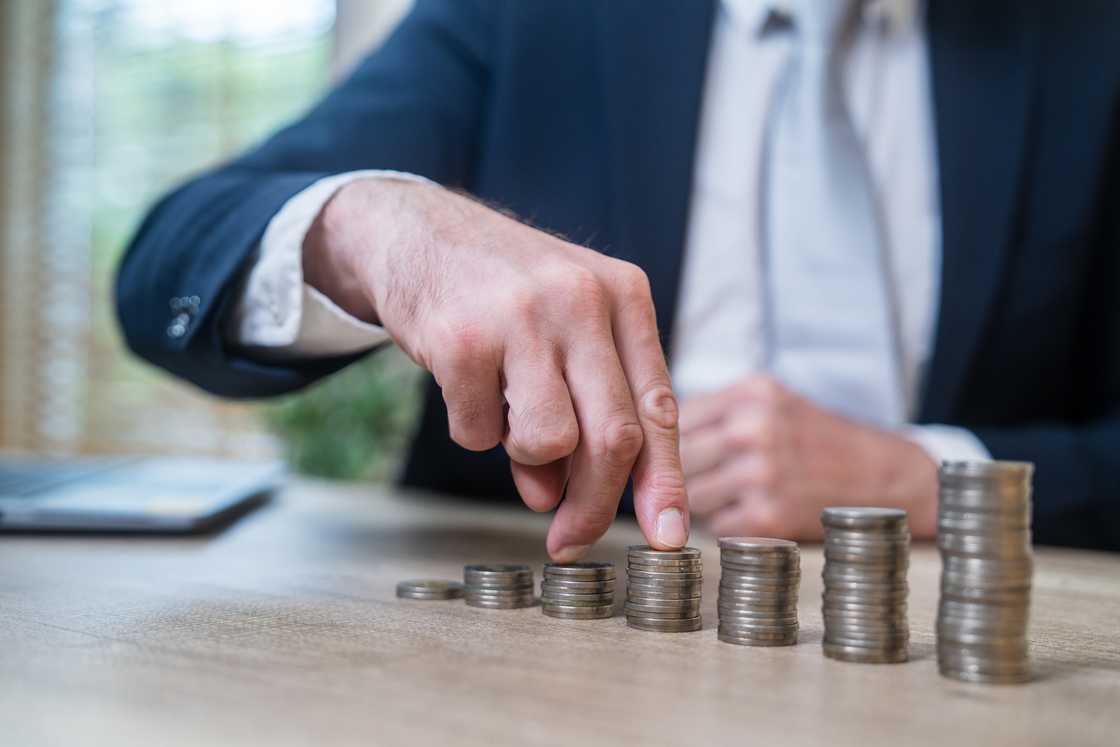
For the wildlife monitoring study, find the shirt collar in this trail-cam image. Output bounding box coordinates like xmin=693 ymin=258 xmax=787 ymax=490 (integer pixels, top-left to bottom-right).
xmin=722 ymin=0 xmax=919 ymax=38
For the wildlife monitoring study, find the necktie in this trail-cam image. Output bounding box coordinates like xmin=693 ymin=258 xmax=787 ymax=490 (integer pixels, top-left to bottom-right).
xmin=763 ymin=0 xmax=905 ymax=426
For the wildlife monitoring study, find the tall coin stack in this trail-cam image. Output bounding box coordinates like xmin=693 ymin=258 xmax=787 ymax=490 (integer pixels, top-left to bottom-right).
xmin=541 ymin=561 xmax=616 ymax=620
xmin=937 ymin=460 xmax=1034 ymax=684
xmin=821 ymin=508 xmax=910 ymax=664
xmin=717 ymin=537 xmax=800 ymax=646
xmin=625 ymin=546 xmax=703 ymax=633
xmin=463 ymin=564 xmax=535 ymax=609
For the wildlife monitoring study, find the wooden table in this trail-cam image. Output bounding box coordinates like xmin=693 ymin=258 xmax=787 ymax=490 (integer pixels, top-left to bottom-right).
xmin=2 ymin=479 xmax=1118 ymax=746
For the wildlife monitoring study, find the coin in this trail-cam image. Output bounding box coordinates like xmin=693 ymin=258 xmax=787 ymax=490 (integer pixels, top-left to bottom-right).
xmin=625 ymin=547 xmax=704 ymax=633
xmin=627 ymin=615 xmax=704 ymax=633
xmin=396 ymin=580 xmax=465 ymax=600
xmin=463 ymin=563 xmax=535 ymax=609
xmin=541 ymin=603 xmax=613 ymax=619
xmin=823 ymin=642 xmax=909 ymax=664
xmin=627 ymin=545 xmax=702 ymax=560
xmin=821 ymin=507 xmax=908 ymax=530
xmin=542 ymin=561 xmax=616 ymax=579
xmin=936 ymin=460 xmax=1034 ymax=685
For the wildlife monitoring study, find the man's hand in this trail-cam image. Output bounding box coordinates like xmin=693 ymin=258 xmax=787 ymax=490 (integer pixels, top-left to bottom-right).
xmin=303 ymin=178 xmax=689 ymax=561
xmin=680 ymin=375 xmax=938 ymax=540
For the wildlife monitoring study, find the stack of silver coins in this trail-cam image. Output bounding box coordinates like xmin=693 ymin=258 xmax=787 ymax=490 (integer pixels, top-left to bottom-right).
xmin=625 ymin=546 xmax=703 ymax=633
xmin=395 ymin=579 xmax=464 ymax=600
xmin=937 ymin=460 xmax=1034 ymax=684
xmin=463 ymin=564 xmax=535 ymax=609
xmin=821 ymin=507 xmax=910 ymax=664
xmin=540 ymin=561 xmax=616 ymax=619
xmin=717 ymin=537 xmax=800 ymax=646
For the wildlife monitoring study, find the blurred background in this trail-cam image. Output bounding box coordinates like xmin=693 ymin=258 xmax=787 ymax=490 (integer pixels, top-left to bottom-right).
xmin=0 ymin=0 xmax=422 ymax=480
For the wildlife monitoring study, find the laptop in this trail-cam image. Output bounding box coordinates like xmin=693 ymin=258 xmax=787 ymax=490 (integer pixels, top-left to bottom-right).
xmin=0 ymin=454 xmax=281 ymax=532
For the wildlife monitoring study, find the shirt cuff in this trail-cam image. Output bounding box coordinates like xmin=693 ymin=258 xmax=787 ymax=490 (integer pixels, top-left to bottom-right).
xmin=904 ymin=424 xmax=992 ymax=466
xmin=226 ymin=169 xmax=432 ymax=360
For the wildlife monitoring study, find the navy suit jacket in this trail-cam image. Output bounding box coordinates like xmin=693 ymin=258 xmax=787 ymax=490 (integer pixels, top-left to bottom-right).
xmin=117 ymin=1 xmax=1120 ymax=551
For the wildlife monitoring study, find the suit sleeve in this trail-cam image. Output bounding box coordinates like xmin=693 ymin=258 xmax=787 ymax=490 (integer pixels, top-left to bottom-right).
xmin=115 ymin=0 xmax=495 ymax=399
xmin=971 ymin=121 xmax=1120 ymax=549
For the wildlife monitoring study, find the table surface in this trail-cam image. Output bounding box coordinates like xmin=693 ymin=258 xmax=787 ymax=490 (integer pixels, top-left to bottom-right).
xmin=2 ymin=479 xmax=1119 ymax=746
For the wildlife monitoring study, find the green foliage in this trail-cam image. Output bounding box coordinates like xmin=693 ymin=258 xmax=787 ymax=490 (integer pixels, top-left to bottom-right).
xmin=264 ymin=348 xmax=425 ymax=481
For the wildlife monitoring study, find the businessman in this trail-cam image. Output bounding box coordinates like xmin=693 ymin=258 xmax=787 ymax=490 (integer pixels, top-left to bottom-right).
xmin=117 ymin=0 xmax=1120 ymax=555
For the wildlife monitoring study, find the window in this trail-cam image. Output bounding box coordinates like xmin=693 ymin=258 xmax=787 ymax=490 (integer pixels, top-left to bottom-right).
xmin=1 ymin=0 xmax=336 ymax=457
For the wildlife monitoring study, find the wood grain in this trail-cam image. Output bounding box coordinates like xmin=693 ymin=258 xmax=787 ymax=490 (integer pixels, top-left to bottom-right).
xmin=1 ymin=479 xmax=1118 ymax=746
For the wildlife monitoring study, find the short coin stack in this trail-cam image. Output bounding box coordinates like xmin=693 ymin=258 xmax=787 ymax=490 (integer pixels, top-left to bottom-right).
xmin=821 ymin=508 xmax=910 ymax=664
xmin=937 ymin=460 xmax=1034 ymax=684
xmin=463 ymin=564 xmax=535 ymax=609
xmin=717 ymin=537 xmax=800 ymax=646
xmin=396 ymin=579 xmax=464 ymax=600
xmin=625 ymin=546 xmax=703 ymax=633
xmin=541 ymin=561 xmax=616 ymax=619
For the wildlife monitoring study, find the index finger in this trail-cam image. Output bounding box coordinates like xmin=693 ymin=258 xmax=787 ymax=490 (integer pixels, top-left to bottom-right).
xmin=609 ymin=265 xmax=690 ymax=550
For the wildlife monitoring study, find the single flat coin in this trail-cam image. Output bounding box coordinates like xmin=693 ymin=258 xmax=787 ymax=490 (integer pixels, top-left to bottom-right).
xmin=718 ymin=618 xmax=799 ymax=634
xmin=542 ymin=578 xmax=616 ymax=592
xmin=465 ymin=596 xmax=536 ymax=609
xmin=627 ymin=546 xmax=702 ymax=561
xmin=396 ymin=580 xmax=465 ymax=600
xmin=627 ymin=563 xmax=703 ymax=576
xmin=821 ymin=507 xmax=908 ymax=530
xmin=823 ymin=642 xmax=909 ymax=664
xmin=543 ymin=561 xmax=616 ymax=579
xmin=464 ymin=563 xmax=532 ymax=576
xmin=541 ymin=602 xmax=614 ymax=616
xmin=541 ymin=594 xmax=614 ymax=607
xmin=625 ymin=601 xmax=702 ymax=616
xmin=627 ymin=585 xmax=703 ymax=600
xmin=465 ymin=588 xmax=536 ymax=598
xmin=718 ymin=592 xmax=799 ymax=608
xmin=627 ymin=569 xmax=703 ymax=582
xmin=718 ymin=631 xmax=798 ymax=647
xmin=938 ymin=666 xmax=1032 ymax=685
xmin=626 ymin=616 xmax=704 ymax=633
xmin=718 ymin=537 xmax=799 ymax=553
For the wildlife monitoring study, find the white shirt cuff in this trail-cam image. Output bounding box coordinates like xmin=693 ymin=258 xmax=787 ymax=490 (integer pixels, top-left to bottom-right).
xmin=904 ymin=424 xmax=992 ymax=465
xmin=226 ymin=170 xmax=432 ymax=360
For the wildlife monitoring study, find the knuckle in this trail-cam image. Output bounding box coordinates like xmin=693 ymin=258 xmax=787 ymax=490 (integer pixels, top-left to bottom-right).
xmin=639 ymin=384 xmax=679 ymax=431
xmin=747 ymin=374 xmax=783 ymax=402
xmin=594 ymin=417 xmax=644 ymax=463
xmin=750 ymin=460 xmax=782 ymax=493
xmin=513 ymin=416 xmax=580 ymax=461
xmin=614 ymin=261 xmax=652 ymax=301
xmin=563 ymin=267 xmax=609 ymax=315
xmin=433 ymin=319 xmax=487 ymax=376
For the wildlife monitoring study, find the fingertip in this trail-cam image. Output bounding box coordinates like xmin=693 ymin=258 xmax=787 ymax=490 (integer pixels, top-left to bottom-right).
xmin=651 ymin=507 xmax=688 ymax=549
xmin=549 ymin=544 xmax=591 ymax=563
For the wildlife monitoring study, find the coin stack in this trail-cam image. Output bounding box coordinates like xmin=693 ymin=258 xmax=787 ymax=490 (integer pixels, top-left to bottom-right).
xmin=821 ymin=507 xmax=910 ymax=664
xmin=625 ymin=546 xmax=703 ymax=633
xmin=937 ymin=460 xmax=1034 ymax=684
xmin=717 ymin=537 xmax=800 ymax=646
xmin=540 ymin=561 xmax=616 ymax=620
xmin=396 ymin=579 xmax=464 ymax=600
xmin=463 ymin=564 xmax=535 ymax=609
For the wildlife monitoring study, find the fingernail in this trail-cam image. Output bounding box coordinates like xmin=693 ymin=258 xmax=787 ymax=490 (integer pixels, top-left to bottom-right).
xmin=552 ymin=544 xmax=590 ymax=563
xmin=655 ymin=508 xmax=688 ymax=548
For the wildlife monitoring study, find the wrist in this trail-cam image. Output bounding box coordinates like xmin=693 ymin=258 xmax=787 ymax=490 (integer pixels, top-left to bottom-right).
xmin=302 ymin=180 xmax=381 ymax=323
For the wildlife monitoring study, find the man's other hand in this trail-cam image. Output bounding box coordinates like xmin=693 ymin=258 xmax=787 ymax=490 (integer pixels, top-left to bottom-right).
xmin=680 ymin=375 xmax=938 ymax=540
xmin=303 ymin=178 xmax=689 ymax=561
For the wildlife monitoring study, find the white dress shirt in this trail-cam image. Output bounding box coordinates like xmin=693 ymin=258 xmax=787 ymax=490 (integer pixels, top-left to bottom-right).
xmin=227 ymin=0 xmax=988 ymax=463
